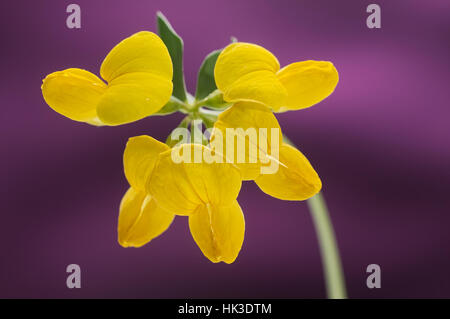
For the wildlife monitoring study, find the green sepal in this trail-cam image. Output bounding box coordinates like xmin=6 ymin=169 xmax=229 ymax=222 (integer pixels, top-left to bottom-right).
xmin=153 ymin=97 xmax=184 ymax=116
xmin=157 ymin=12 xmax=187 ymax=102
xmin=197 ymin=90 xmax=231 ymax=110
xmin=197 ymin=111 xmax=217 ymax=129
xmin=195 ymin=50 xmax=221 ymax=100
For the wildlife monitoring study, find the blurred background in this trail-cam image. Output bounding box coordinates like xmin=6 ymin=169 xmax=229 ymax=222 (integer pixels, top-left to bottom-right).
xmin=1 ymin=0 xmax=449 ymax=298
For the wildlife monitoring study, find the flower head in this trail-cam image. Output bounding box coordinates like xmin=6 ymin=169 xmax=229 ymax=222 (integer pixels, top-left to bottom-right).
xmin=42 ymin=12 xmax=343 ymax=271
xmin=214 ymin=42 xmax=339 ymax=112
xmin=41 ymin=32 xmax=173 ymax=126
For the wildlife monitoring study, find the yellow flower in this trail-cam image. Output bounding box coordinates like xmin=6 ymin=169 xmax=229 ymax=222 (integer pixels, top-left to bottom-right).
xmin=41 ymin=32 xmax=173 ymax=126
xmin=206 ymin=42 xmax=335 ymax=201
xmin=210 ymin=101 xmax=322 ymax=201
xmin=214 ymin=42 xmax=339 ymax=112
xmin=118 ymin=135 xmax=245 ymax=264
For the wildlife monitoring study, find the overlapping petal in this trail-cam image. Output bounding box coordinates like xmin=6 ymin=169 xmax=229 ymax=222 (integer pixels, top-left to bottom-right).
xmin=214 ymin=42 xmax=338 ymax=112
xmin=121 ymin=137 xmax=245 ymax=263
xmin=42 ymin=31 xmax=173 ymax=126
xmin=147 ymin=144 xmax=242 ymax=215
xmin=211 ymin=102 xmax=321 ymax=200
xmin=123 ymin=135 xmax=169 ymax=191
xmin=214 ymin=43 xmax=280 ymax=89
xmin=211 ymin=101 xmax=281 ymax=180
xmin=189 ymin=201 xmax=245 ymax=264
xmin=100 ymin=31 xmax=172 ymax=82
xmin=118 ymin=187 xmax=174 ymax=248
xmin=214 ymin=43 xmax=287 ymax=108
xmin=97 ymin=72 xmax=173 ymax=125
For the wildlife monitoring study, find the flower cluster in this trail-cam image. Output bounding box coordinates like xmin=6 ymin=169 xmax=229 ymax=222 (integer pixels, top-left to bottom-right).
xmin=41 ymin=13 xmax=338 ymax=263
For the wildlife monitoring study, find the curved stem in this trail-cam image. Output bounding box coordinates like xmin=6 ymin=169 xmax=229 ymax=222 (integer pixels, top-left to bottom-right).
xmin=283 ymin=135 xmax=347 ymax=298
xmin=307 ymin=192 xmax=347 ymax=299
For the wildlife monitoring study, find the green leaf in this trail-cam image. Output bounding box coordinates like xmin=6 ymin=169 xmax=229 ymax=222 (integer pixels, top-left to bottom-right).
xmin=195 ymin=49 xmax=222 ymax=100
xmin=157 ymin=12 xmax=187 ymax=102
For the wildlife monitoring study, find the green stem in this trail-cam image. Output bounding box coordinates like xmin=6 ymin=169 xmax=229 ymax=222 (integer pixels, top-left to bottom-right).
xmin=283 ymin=135 xmax=346 ymax=298
xmin=307 ymin=192 xmax=347 ymax=299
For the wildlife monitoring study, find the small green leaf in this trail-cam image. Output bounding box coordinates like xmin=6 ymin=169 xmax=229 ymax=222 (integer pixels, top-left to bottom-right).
xmin=195 ymin=50 xmax=222 ymax=100
xmin=157 ymin=12 xmax=187 ymax=102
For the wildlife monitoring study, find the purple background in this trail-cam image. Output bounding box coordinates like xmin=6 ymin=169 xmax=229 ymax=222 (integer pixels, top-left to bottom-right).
xmin=1 ymin=0 xmax=449 ymax=298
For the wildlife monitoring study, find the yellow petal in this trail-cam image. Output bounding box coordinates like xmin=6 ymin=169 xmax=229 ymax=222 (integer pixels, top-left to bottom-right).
xmin=118 ymin=187 xmax=174 ymax=248
xmin=96 ymin=72 xmax=173 ymax=125
xmin=189 ymin=201 xmax=245 ymax=264
xmin=100 ymin=31 xmax=173 ymax=82
xmin=223 ymin=70 xmax=287 ymax=107
xmin=214 ymin=43 xmax=287 ymax=108
xmin=212 ymin=101 xmax=282 ymax=180
xmin=147 ymin=144 xmax=242 ymax=215
xmin=41 ymin=68 xmax=107 ymax=124
xmin=255 ymin=143 xmax=322 ymax=200
xmin=276 ymin=61 xmax=339 ymax=111
xmin=123 ymin=135 xmax=169 ymax=191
